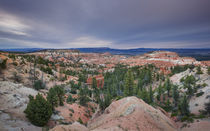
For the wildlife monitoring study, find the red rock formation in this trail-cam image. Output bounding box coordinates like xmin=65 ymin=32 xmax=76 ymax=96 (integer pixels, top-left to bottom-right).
xmin=120 ymin=51 xmax=203 ymax=74
xmin=201 ymin=61 xmax=210 ymax=66
xmin=87 ymin=74 xmax=104 ymax=88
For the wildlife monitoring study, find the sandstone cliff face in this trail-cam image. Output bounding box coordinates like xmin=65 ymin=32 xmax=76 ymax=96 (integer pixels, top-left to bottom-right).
xmin=51 ymin=96 xmax=177 ymax=131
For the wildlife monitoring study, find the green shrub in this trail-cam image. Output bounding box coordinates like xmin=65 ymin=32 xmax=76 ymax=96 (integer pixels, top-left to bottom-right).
xmin=24 ymin=94 xmax=52 ymax=126
xmin=47 ymin=88 xmax=59 ymax=110
xmin=47 ymin=85 xmax=65 ymax=108
xmin=33 ymin=80 xmax=45 ymax=90
xmin=78 ymin=117 xmax=83 ymax=124
xmin=170 ymin=65 xmax=189 ymax=75
xmin=171 ymin=112 xmax=178 ymax=117
xmin=181 ymin=116 xmax=194 ymax=123
xmin=196 ymin=92 xmax=204 ymax=97
xmin=70 ymin=88 xmax=77 ymax=94
xmin=12 ymin=62 xmax=18 ymax=66
xmin=90 ymin=106 xmax=95 ymax=113
xmin=78 ymin=87 xmax=90 ymax=106
xmin=8 ymin=54 xmax=16 ymax=60
xmin=208 ymin=67 xmax=210 ymax=75
xmin=66 ymin=95 xmax=76 ymax=103
xmin=69 ymin=108 xmax=74 ymax=113
xmin=0 ymin=59 xmax=7 ymax=69
xmin=196 ymin=66 xmax=203 ymax=74
xmin=193 ymin=114 xmax=205 ymax=119
xmin=202 ymin=83 xmax=208 ymax=87
xmin=40 ymin=66 xmax=53 ymax=75
xmin=204 ymin=100 xmax=210 ymax=115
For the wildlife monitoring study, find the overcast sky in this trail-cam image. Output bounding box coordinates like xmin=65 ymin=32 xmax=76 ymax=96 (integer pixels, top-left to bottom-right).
xmin=0 ymin=0 xmax=210 ymax=49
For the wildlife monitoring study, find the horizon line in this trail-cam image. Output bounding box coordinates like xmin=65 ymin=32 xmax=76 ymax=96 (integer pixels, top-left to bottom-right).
xmin=1 ymin=47 xmax=210 ymax=50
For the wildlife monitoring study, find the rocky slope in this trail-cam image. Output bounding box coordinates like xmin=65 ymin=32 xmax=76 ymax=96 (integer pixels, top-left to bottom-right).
xmin=170 ymin=67 xmax=210 ymax=114
xmin=0 ymin=81 xmax=41 ymax=131
xmin=50 ymin=122 xmax=88 ymax=131
xmin=51 ymin=96 xmax=177 ymax=131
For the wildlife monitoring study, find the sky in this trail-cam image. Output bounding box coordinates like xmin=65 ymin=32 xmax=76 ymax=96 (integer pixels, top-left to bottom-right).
xmin=0 ymin=0 xmax=210 ymax=49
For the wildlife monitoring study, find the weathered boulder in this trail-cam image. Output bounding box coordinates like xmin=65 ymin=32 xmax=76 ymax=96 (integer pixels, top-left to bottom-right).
xmin=88 ymin=96 xmax=177 ymax=131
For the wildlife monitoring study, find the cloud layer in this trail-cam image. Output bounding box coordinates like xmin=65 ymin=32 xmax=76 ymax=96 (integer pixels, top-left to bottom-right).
xmin=0 ymin=0 xmax=210 ymax=48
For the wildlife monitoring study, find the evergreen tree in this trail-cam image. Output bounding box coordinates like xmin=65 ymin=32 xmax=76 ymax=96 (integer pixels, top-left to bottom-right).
xmin=33 ymin=80 xmax=45 ymax=90
xmin=165 ymin=99 xmax=172 ymax=111
xmin=196 ymin=66 xmax=203 ymax=74
xmin=172 ymin=85 xmax=179 ymax=107
xmin=99 ymin=92 xmax=112 ymax=110
xmin=66 ymin=95 xmax=76 ymax=103
xmin=0 ymin=58 xmax=7 ymax=70
xmin=54 ymin=85 xmax=65 ymax=106
xmin=124 ymin=69 xmax=134 ymax=96
xmin=133 ymin=83 xmax=138 ymax=95
xmin=138 ymin=79 xmax=143 ymax=91
xmin=182 ymin=75 xmax=196 ymax=96
xmin=78 ymin=87 xmax=90 ymax=106
xmin=24 ymin=94 xmax=52 ymax=126
xmin=179 ymin=95 xmax=190 ymax=116
xmin=47 ymin=85 xmax=64 ymax=109
xmin=164 ymin=78 xmax=171 ymax=97
xmin=157 ymin=83 xmax=162 ymax=101
xmin=208 ymin=67 xmax=210 ymax=75
xmin=92 ymin=77 xmax=97 ymax=89
xmin=204 ymin=99 xmax=210 ymax=116
xmin=149 ymin=85 xmax=153 ymax=104
xmin=156 ymin=73 xmax=159 ymax=81
xmin=138 ymin=88 xmax=149 ymax=103
xmin=92 ymin=77 xmax=100 ymax=102
xmin=47 ymin=87 xmax=59 ymax=110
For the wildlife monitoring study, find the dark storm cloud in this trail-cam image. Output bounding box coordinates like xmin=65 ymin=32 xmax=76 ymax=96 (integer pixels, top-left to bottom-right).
xmin=0 ymin=0 xmax=210 ymax=48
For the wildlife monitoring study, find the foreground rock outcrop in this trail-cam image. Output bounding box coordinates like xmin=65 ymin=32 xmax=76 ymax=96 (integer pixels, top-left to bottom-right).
xmin=50 ymin=122 xmax=88 ymax=131
xmin=88 ymin=96 xmax=177 ymax=131
xmin=0 ymin=81 xmax=41 ymax=131
xmin=52 ymin=96 xmax=177 ymax=131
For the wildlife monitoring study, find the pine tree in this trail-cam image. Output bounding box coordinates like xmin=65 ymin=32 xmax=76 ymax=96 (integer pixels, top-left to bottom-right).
xmin=124 ymin=69 xmax=134 ymax=96
xmin=138 ymin=88 xmax=149 ymax=103
xmin=165 ymin=99 xmax=172 ymax=111
xmin=164 ymin=78 xmax=171 ymax=97
xmin=196 ymin=66 xmax=203 ymax=74
xmin=47 ymin=87 xmax=59 ymax=110
xmin=54 ymin=85 xmax=65 ymax=106
xmin=138 ymin=79 xmax=143 ymax=91
xmin=157 ymin=83 xmax=162 ymax=101
xmin=99 ymin=91 xmax=112 ymax=110
xmin=92 ymin=77 xmax=100 ymax=102
xmin=33 ymin=80 xmax=45 ymax=90
xmin=204 ymin=99 xmax=210 ymax=116
xmin=133 ymin=83 xmax=138 ymax=95
xmin=172 ymin=85 xmax=179 ymax=107
xmin=0 ymin=58 xmax=7 ymax=70
xmin=182 ymin=75 xmax=196 ymax=96
xmin=149 ymin=85 xmax=153 ymax=104
xmin=156 ymin=73 xmax=159 ymax=81
xmin=179 ymin=95 xmax=190 ymax=116
xmin=78 ymin=87 xmax=90 ymax=106
xmin=24 ymin=94 xmax=52 ymax=126
xmin=47 ymin=85 xmax=64 ymax=109
xmin=208 ymin=67 xmax=210 ymax=75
